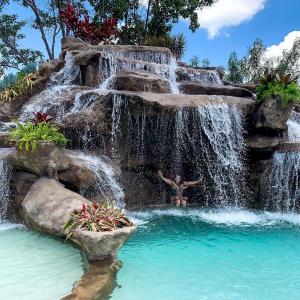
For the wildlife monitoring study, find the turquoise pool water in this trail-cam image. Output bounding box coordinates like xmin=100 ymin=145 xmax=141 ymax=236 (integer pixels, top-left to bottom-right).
xmin=110 ymin=208 xmax=300 ymax=300
xmin=0 ymin=223 xmax=84 ymax=300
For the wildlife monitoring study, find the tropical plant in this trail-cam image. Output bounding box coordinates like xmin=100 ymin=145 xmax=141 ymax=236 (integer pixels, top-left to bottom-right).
xmin=256 ymin=72 xmax=300 ymax=107
xmin=60 ymin=3 xmax=119 ymax=45
xmin=32 ymin=112 xmax=53 ymax=124
xmin=63 ymin=201 xmax=133 ymax=239
xmin=9 ymin=121 xmax=68 ymax=152
xmin=0 ymin=72 xmax=38 ymax=102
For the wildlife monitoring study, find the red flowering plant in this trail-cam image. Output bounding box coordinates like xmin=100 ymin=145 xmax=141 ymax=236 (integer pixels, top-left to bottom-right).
xmin=32 ymin=112 xmax=53 ymax=125
xmin=63 ymin=201 xmax=133 ymax=239
xmin=60 ymin=3 xmax=118 ymax=45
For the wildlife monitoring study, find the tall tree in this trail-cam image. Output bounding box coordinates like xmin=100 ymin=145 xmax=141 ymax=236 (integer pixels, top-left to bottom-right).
xmin=0 ymin=13 xmax=42 ymax=76
xmin=146 ymin=0 xmax=214 ymax=37
xmin=226 ymin=52 xmax=243 ymax=84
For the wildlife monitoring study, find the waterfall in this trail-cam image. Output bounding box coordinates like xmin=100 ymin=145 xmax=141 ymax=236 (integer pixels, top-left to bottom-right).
xmin=50 ymin=52 xmax=81 ymax=86
xmin=0 ymin=160 xmax=11 ymax=221
xmin=98 ymin=52 xmax=179 ymax=93
xmin=20 ymin=52 xmax=82 ymax=121
xmin=189 ymin=69 xmax=223 ymax=85
xmin=68 ymin=152 xmax=124 ymax=207
xmin=262 ymin=152 xmax=300 ymax=212
xmin=110 ymin=94 xmax=248 ymax=207
xmin=287 ymin=111 xmax=300 ymax=142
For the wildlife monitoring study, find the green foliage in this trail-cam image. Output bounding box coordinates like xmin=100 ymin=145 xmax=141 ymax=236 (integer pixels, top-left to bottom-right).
xmin=0 ymin=72 xmax=37 ymax=102
xmin=63 ymin=201 xmax=133 ymax=239
xmin=0 ymin=13 xmax=42 ymax=75
xmin=146 ymin=0 xmax=214 ymax=37
xmin=226 ymin=38 xmax=300 ymax=84
xmin=189 ymin=55 xmax=200 ymax=67
xmin=144 ymin=33 xmax=186 ymax=59
xmin=256 ymin=75 xmax=300 ymax=107
xmin=9 ymin=122 xmax=68 ymax=152
xmin=0 ymin=63 xmax=37 ymax=90
xmin=201 ymin=58 xmax=210 ymax=68
xmin=226 ymin=51 xmax=243 ymax=84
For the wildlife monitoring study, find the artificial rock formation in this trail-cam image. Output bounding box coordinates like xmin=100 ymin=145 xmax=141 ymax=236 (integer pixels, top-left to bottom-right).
xmin=253 ymin=96 xmax=294 ymax=131
xmin=22 ymin=178 xmax=136 ymax=261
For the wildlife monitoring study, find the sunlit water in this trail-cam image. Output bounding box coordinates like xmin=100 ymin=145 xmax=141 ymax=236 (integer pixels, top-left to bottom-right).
xmin=110 ymin=208 xmax=300 ymax=300
xmin=0 ymin=224 xmax=83 ymax=300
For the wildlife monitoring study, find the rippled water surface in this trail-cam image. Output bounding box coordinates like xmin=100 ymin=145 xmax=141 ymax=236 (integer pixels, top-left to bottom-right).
xmin=110 ymin=208 xmax=300 ymax=300
xmin=0 ymin=224 xmax=83 ymax=300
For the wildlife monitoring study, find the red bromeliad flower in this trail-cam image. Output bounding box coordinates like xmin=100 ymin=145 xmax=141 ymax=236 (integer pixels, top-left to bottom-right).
xmin=60 ymin=3 xmax=118 ymax=45
xmin=32 ymin=112 xmax=53 ymax=124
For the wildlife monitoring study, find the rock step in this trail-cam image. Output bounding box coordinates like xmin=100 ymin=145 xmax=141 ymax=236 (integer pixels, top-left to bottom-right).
xmin=179 ymin=82 xmax=254 ymax=99
xmin=277 ymin=142 xmax=300 ymax=152
xmin=109 ymin=91 xmax=256 ymax=115
xmin=62 ymin=36 xmax=172 ymax=65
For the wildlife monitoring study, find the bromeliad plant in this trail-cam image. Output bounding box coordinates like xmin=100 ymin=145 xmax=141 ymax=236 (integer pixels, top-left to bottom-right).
xmin=60 ymin=3 xmax=118 ymax=45
xmin=0 ymin=73 xmax=38 ymax=102
xmin=63 ymin=201 xmax=133 ymax=239
xmin=256 ymin=72 xmax=300 ymax=107
xmin=9 ymin=112 xmax=67 ymax=152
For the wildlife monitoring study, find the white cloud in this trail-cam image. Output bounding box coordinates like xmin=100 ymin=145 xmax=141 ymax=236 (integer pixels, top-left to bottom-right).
xmin=265 ymin=31 xmax=300 ymax=59
xmin=197 ymin=0 xmax=266 ymax=39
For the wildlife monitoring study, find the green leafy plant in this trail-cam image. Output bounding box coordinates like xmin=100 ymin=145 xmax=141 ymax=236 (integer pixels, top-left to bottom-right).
xmin=63 ymin=201 xmax=133 ymax=239
xmin=9 ymin=121 xmax=68 ymax=152
xmin=256 ymin=72 xmax=300 ymax=107
xmin=0 ymin=72 xmax=38 ymax=102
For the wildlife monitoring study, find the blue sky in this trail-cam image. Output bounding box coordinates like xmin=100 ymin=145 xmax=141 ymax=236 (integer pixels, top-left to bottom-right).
xmin=5 ymin=0 xmax=300 ymax=68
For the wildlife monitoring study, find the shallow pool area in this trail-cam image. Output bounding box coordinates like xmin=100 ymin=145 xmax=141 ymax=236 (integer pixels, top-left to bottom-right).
xmin=110 ymin=208 xmax=300 ymax=300
xmin=0 ymin=223 xmax=84 ymax=300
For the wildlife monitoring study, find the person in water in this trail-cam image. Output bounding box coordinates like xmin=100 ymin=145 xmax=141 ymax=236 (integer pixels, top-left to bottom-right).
xmin=158 ymin=171 xmax=201 ymax=207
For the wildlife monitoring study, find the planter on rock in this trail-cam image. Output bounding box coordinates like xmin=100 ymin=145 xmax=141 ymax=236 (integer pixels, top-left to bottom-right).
xmin=253 ymin=95 xmax=294 ymax=131
xmin=72 ymin=225 xmax=136 ymax=261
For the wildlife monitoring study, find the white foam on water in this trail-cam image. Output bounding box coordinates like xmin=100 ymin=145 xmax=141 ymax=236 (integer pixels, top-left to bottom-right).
xmin=0 ymin=223 xmax=25 ymax=232
xmin=128 ymin=208 xmax=300 ymax=227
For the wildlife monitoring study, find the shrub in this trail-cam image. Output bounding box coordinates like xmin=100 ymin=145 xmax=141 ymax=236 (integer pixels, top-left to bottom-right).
xmin=256 ymin=73 xmax=300 ymax=107
xmin=63 ymin=201 xmax=133 ymax=239
xmin=9 ymin=121 xmax=68 ymax=152
xmin=0 ymin=72 xmax=38 ymax=102
xmin=144 ymin=34 xmax=186 ymax=60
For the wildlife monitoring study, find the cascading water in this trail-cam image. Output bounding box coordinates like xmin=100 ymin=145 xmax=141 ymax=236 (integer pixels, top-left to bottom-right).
xmin=20 ymin=52 xmax=82 ymax=122
xmin=0 ymin=160 xmax=11 ymax=221
xmin=110 ymin=94 xmax=247 ymax=207
xmin=287 ymin=111 xmax=300 ymax=141
xmin=68 ymin=152 xmax=124 ymax=207
xmin=262 ymin=152 xmax=300 ymax=212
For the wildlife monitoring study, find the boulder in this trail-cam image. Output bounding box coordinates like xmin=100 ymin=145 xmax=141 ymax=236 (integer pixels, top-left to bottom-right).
xmin=253 ymin=96 xmax=294 ymax=131
xmin=113 ymin=70 xmax=171 ymax=93
xmin=11 ymin=142 xmax=71 ymax=178
xmin=23 ymin=178 xmax=136 ymax=261
xmin=22 ymin=178 xmax=91 ymax=235
xmin=72 ymin=225 xmax=136 ymax=261
xmin=179 ymin=82 xmax=254 ymax=98
xmin=38 ymin=59 xmax=65 ymax=78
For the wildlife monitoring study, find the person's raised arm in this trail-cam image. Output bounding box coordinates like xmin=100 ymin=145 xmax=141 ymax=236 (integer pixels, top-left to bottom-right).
xmin=182 ymin=180 xmax=201 ymax=189
xmin=158 ymin=171 xmax=175 ymax=187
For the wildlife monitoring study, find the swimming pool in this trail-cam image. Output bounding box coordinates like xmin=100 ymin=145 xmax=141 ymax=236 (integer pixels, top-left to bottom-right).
xmin=110 ymin=208 xmax=300 ymax=300
xmin=0 ymin=223 xmax=83 ymax=300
